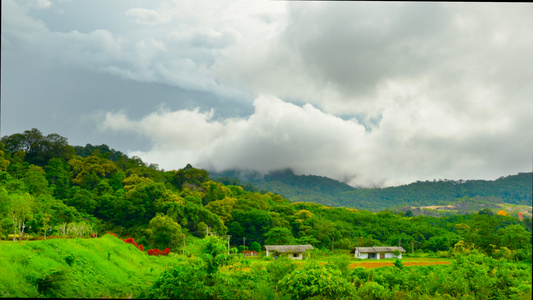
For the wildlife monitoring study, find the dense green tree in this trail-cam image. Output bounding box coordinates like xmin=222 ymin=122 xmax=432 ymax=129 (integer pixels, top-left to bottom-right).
xmin=0 ymin=145 xmax=10 ymax=172
xmin=44 ymin=158 xmax=71 ymax=199
xmin=264 ymin=227 xmax=296 ymax=245
xmin=250 ymin=241 xmax=261 ymax=252
xmin=497 ymin=224 xmax=532 ymax=251
xmin=68 ymin=154 xmax=118 ymax=190
xmin=23 ymin=165 xmax=49 ymax=196
xmin=146 ymin=213 xmax=183 ymax=251
xmin=0 ymin=128 xmax=74 ymax=166
xmin=169 ymin=164 xmax=209 ymax=190
xmin=65 ymin=188 xmax=96 ymax=215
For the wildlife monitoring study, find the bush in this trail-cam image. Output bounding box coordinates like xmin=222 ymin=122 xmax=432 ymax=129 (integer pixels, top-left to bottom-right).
xmin=265 ymin=255 xmax=296 ymax=285
xmin=278 ymin=262 xmax=355 ymax=300
xmin=357 ymin=282 xmax=391 ymax=300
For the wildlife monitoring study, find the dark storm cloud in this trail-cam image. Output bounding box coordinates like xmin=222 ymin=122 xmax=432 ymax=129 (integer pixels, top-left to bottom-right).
xmin=281 ymin=2 xmax=453 ymax=98
xmin=1 ymin=0 xmax=254 ymax=151
xmin=2 ymin=1 xmax=532 ymax=187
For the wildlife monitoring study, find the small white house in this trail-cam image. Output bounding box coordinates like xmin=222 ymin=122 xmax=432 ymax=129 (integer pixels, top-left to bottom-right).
xmin=352 ymin=246 xmax=406 ymax=259
xmin=265 ymin=245 xmax=314 ymax=260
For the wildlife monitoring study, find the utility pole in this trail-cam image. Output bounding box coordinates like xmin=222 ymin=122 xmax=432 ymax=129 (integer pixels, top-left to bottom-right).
xmin=227 ymin=235 xmax=231 ymax=255
xmin=183 ymin=234 xmax=186 ymax=257
xmin=205 ymin=226 xmax=211 ymax=237
xmin=243 ymin=237 xmax=247 ymax=256
xmin=331 ymin=237 xmax=334 ymax=253
xmin=412 ymin=240 xmax=414 ymax=254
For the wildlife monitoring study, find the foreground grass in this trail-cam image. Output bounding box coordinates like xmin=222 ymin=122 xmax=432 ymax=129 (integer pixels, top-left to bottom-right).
xmin=0 ymin=235 xmax=179 ymax=298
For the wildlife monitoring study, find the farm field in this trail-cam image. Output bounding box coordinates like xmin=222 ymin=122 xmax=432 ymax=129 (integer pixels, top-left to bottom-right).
xmin=348 ymin=257 xmax=452 ymax=269
xmin=220 ymin=256 xmax=452 ymax=273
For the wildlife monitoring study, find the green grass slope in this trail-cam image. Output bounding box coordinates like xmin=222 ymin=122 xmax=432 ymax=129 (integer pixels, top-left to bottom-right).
xmin=0 ymin=234 xmax=173 ymax=298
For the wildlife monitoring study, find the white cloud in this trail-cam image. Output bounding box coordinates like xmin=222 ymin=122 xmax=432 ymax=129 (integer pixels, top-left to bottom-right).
xmin=100 ymin=95 xmax=532 ymax=187
xmin=125 ymin=8 xmax=170 ymax=26
xmin=213 ymin=2 xmax=533 ymax=122
xmin=32 ymin=0 xmax=52 ymax=9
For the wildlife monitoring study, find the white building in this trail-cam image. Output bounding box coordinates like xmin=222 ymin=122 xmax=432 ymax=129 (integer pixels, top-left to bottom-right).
xmin=265 ymin=245 xmax=314 ymax=260
xmin=352 ymin=246 xmax=406 ymax=259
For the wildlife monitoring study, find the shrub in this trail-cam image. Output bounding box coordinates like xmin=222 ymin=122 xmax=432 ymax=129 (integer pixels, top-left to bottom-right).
xmin=357 ymin=282 xmax=391 ymax=300
xmin=278 ymin=263 xmax=355 ymax=300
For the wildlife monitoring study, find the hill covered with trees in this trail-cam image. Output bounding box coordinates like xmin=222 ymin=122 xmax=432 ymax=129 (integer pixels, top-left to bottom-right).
xmin=1 ymin=128 xmax=531 ymax=259
xmin=211 ymin=168 xmax=532 ymax=212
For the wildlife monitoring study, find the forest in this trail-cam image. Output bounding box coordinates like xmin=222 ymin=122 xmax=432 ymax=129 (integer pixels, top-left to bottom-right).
xmin=212 ymin=168 xmax=532 ymax=212
xmin=1 ymin=128 xmax=532 ymax=299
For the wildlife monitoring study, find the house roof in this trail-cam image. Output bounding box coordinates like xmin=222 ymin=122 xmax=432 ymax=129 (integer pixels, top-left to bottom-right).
xmin=264 ymin=245 xmax=314 ymax=253
xmin=351 ymin=246 xmax=406 ymax=254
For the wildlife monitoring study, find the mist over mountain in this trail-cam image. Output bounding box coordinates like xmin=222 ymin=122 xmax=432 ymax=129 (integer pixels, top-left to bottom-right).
xmin=210 ymin=169 xmax=532 ymax=212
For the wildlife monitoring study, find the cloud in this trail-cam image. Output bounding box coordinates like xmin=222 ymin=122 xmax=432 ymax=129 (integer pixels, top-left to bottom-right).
xmin=125 ymin=8 xmax=170 ymax=26
xmin=99 ymin=95 xmax=532 ymax=188
xmin=213 ymin=2 xmax=533 ymax=121
xmin=3 ymin=1 xmax=532 ymax=188
xmin=2 ymin=0 xmax=255 ymax=102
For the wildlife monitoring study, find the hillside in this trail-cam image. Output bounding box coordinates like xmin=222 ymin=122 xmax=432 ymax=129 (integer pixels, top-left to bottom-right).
xmin=210 ymin=168 xmax=355 ymax=207
xmin=1 ymin=128 xmax=531 ymax=261
xmin=211 ymin=169 xmax=532 ymax=212
xmin=395 ymin=196 xmax=533 ymax=218
xmin=0 ymin=234 xmax=167 ymax=298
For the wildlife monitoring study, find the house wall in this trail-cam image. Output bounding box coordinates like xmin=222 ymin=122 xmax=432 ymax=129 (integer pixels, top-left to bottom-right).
xmin=266 ymin=250 xmax=304 ymax=260
xmin=354 ymin=251 xmax=369 ymax=259
xmin=384 ymin=252 xmax=402 ymax=259
xmin=290 ymin=253 xmax=303 ymax=260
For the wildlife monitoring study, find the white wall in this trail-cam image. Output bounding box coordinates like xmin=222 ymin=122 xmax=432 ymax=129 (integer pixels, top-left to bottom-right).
xmin=384 ymin=253 xmax=402 ymax=259
xmin=354 ymin=251 xmax=369 ymax=259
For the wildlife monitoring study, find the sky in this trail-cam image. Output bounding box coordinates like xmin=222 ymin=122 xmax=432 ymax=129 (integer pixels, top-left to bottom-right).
xmin=2 ymin=0 xmax=532 ymax=188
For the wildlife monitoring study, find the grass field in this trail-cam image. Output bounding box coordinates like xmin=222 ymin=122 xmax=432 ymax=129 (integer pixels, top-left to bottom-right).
xmin=0 ymin=235 xmax=178 ymax=298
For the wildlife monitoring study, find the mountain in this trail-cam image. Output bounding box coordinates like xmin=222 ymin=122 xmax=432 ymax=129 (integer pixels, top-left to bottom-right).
xmin=210 ymin=168 xmax=356 ymax=207
xmin=210 ymin=169 xmax=532 ymax=212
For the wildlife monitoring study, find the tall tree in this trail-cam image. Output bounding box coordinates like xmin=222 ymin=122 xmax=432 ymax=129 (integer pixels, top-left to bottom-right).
xmin=8 ymin=193 xmax=35 ymax=241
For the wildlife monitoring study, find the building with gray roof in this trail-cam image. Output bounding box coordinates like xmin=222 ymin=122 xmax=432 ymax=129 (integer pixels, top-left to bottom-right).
xmin=351 ymin=246 xmax=406 ymax=259
xmin=265 ymin=245 xmax=314 ymax=260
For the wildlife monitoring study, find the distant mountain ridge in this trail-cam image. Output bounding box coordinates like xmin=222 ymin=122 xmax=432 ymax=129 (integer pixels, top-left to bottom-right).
xmin=210 ymin=169 xmax=532 ymax=212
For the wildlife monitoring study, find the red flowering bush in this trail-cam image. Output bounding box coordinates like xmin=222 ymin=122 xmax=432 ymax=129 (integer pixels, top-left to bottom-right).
xmin=147 ymin=248 xmax=161 ymax=256
xmin=121 ymin=237 xmax=144 ymax=252
xmin=147 ymin=248 xmax=171 ymax=256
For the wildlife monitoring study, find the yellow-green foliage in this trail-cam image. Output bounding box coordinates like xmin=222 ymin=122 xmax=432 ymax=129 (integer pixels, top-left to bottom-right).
xmin=0 ymin=235 xmax=175 ymax=298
